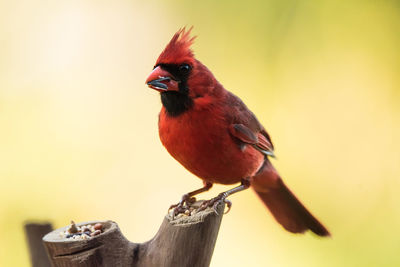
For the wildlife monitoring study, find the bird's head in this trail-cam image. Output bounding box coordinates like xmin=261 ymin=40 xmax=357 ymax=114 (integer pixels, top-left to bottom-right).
xmin=146 ymin=27 xmax=218 ymax=116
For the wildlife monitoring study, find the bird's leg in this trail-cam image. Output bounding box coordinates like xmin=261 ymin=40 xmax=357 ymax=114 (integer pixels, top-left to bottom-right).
xmin=199 ymin=178 xmax=251 ymax=214
xmin=169 ymin=181 xmax=213 ymax=216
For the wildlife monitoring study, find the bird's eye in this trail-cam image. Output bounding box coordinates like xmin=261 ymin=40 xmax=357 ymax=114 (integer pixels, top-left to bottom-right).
xmin=179 ymin=64 xmax=191 ymax=74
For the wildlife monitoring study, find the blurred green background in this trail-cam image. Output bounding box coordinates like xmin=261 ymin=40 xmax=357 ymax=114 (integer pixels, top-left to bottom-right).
xmin=1 ymin=0 xmax=399 ymax=266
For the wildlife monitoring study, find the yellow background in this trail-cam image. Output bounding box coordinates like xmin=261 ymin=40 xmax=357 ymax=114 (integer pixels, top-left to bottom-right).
xmin=1 ymin=0 xmax=399 ymax=266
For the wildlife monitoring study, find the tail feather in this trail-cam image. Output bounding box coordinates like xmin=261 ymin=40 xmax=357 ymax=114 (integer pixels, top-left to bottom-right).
xmin=252 ymin=160 xmax=330 ymax=236
xmin=254 ymin=179 xmax=330 ymax=236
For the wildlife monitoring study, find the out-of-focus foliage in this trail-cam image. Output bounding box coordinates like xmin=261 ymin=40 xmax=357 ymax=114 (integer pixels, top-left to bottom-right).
xmin=0 ymin=0 xmax=399 ymax=266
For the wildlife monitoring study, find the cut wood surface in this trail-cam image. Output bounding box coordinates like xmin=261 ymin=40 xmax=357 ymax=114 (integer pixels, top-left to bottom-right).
xmin=41 ymin=201 xmax=225 ymax=267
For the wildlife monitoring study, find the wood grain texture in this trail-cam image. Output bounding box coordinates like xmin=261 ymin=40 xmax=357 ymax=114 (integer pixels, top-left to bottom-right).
xmin=42 ymin=202 xmax=225 ymax=267
xmin=25 ymin=222 xmax=53 ymax=267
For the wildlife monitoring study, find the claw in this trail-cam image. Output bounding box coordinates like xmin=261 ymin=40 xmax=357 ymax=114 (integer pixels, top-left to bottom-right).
xmin=223 ymin=199 xmax=232 ymax=214
xmin=197 ymin=193 xmax=232 ymax=214
xmin=169 ymin=194 xmax=197 ymax=217
xmin=168 ymin=203 xmax=178 ymax=211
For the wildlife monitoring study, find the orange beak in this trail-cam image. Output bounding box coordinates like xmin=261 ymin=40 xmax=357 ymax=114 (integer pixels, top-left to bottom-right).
xmin=146 ymin=66 xmax=179 ymax=92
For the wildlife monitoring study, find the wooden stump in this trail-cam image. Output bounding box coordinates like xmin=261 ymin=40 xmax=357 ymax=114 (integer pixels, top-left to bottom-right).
xmin=42 ymin=202 xmax=225 ymax=267
xmin=25 ymin=222 xmax=53 ymax=267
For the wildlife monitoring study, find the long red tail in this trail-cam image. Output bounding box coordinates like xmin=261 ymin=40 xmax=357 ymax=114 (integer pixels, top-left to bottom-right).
xmin=252 ymin=160 xmax=330 ymax=236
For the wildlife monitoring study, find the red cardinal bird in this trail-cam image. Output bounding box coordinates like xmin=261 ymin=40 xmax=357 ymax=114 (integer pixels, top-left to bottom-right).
xmin=146 ymin=28 xmax=330 ymax=236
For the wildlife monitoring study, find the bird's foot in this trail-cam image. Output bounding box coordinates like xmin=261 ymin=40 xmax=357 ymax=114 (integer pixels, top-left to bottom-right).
xmin=168 ymin=194 xmax=197 ymax=217
xmin=198 ymin=193 xmax=232 ymax=215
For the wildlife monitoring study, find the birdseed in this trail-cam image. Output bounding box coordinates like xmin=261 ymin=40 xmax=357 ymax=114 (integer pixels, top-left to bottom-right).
xmin=59 ymin=221 xmax=104 ymax=240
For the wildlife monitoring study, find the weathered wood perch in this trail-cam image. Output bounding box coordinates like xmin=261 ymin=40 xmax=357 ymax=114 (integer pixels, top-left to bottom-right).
xmin=39 ymin=202 xmax=225 ymax=267
xmin=25 ymin=222 xmax=53 ymax=267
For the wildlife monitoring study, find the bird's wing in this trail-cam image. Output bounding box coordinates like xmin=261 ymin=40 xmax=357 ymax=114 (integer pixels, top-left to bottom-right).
xmin=229 ymin=124 xmax=275 ymax=157
xmin=225 ymin=92 xmax=275 ymax=157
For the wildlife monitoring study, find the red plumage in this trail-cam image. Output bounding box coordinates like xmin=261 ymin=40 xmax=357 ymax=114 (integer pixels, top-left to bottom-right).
xmin=156 ymin=27 xmax=196 ymax=65
xmin=146 ymin=28 xmax=330 ymax=236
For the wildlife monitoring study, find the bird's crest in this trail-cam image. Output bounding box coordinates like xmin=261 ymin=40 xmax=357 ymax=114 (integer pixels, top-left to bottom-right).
xmin=156 ymin=27 xmax=196 ymax=65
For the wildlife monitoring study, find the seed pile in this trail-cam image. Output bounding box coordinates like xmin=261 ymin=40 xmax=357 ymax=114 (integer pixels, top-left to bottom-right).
xmin=169 ymin=205 xmax=199 ymax=219
xmin=60 ymin=221 xmax=103 ymax=240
